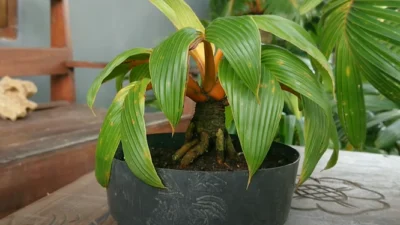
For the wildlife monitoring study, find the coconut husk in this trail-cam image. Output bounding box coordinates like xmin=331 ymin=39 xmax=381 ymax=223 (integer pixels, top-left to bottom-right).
xmin=0 ymin=76 xmax=38 ymax=121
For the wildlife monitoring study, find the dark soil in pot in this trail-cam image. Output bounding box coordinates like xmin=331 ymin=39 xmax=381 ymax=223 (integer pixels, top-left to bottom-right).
xmin=108 ymin=133 xmax=300 ymax=225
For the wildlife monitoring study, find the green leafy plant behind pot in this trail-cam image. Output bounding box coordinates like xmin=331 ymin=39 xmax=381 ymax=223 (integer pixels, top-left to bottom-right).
xmin=87 ymin=0 xmax=400 ymax=189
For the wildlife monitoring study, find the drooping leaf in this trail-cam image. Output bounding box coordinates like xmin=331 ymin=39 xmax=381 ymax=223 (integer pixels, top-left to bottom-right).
xmin=95 ymin=82 xmax=139 ymax=187
xmin=261 ymin=45 xmax=329 ymax=114
xmin=129 ymin=63 xmax=151 ymax=82
xmin=150 ymin=28 xmax=202 ymax=128
xmin=150 ymin=0 xmax=205 ymax=32
xmin=87 ymin=48 xmax=151 ymax=109
xmin=150 ymin=0 xmax=206 ymax=63
xmin=252 ymin=15 xmax=335 ymax=91
xmin=335 ymin=37 xmax=366 ymax=149
xmin=298 ymin=98 xmax=331 ymax=186
xmin=206 ymin=16 xmax=261 ymax=96
xmin=219 ymin=59 xmax=284 ymax=185
xmin=121 ymin=78 xmax=164 ymax=188
xmin=324 ymin=114 xmax=340 ymax=170
xmin=375 ymin=120 xmax=400 ymax=149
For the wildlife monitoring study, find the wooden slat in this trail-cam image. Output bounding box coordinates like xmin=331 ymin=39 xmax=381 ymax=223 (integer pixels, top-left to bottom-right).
xmin=0 ymin=47 xmax=70 ymax=76
xmin=0 ymin=103 xmax=191 ymax=218
xmin=0 ymin=0 xmax=17 ymax=39
xmin=0 ymin=140 xmax=98 ymax=219
xmin=65 ymin=60 xmax=108 ymax=69
xmin=50 ymin=0 xmax=74 ymax=102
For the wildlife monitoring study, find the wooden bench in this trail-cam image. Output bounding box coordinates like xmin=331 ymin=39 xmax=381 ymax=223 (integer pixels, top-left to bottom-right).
xmin=0 ymin=0 xmax=194 ymax=218
xmin=1 ymin=148 xmax=399 ymax=225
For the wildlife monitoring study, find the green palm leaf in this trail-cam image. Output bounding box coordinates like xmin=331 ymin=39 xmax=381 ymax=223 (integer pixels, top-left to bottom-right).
xmin=319 ymin=0 xmax=400 ymax=102
xmin=121 ymin=78 xmax=164 ymax=188
xmin=129 ymin=63 xmax=151 ymax=82
xmin=261 ymin=45 xmax=330 ymax=114
xmin=95 ymin=82 xmax=139 ymax=187
xmin=150 ymin=0 xmax=205 ymax=32
xmin=219 ymin=59 xmax=284 ymax=186
xmin=252 ymin=15 xmax=335 ymax=91
xmin=298 ymin=98 xmax=331 ymax=185
xmin=206 ymin=16 xmax=261 ymax=96
xmin=87 ymin=48 xmax=151 ymax=109
xmin=150 ymin=0 xmax=206 ymax=63
xmin=150 ymin=27 xmax=202 ymax=128
xmin=335 ymin=38 xmax=366 ymax=148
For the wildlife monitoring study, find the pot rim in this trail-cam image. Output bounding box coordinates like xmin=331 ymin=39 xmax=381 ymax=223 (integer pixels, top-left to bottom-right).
xmin=115 ymin=133 xmax=300 ymax=174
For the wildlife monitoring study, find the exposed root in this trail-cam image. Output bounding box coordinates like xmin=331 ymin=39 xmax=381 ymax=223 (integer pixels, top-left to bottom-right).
xmin=225 ymin=135 xmax=238 ymax=160
xmin=185 ymin=122 xmax=195 ymax=142
xmin=216 ymin=129 xmax=225 ymax=164
xmin=180 ymin=132 xmax=209 ymax=168
xmin=172 ymin=139 xmax=199 ymax=161
xmin=172 ymin=100 xmax=239 ymax=168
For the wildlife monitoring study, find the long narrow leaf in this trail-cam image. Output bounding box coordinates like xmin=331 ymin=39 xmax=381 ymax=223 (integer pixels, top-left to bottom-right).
xmin=150 ymin=0 xmax=206 ymax=63
xmin=252 ymin=15 xmax=335 ymax=91
xmin=150 ymin=28 xmax=202 ymax=128
xmin=335 ymin=37 xmax=366 ymax=149
xmin=298 ymin=98 xmax=331 ymax=186
xmin=206 ymin=16 xmax=261 ymax=96
xmin=87 ymin=48 xmax=151 ymax=109
xmin=95 ymin=82 xmax=138 ymax=187
xmin=121 ymin=78 xmax=164 ymax=188
xmin=130 ymin=63 xmax=150 ymax=82
xmin=324 ymin=114 xmax=340 ymax=170
xmin=150 ymin=0 xmax=205 ymax=32
xmin=219 ymin=59 xmax=284 ymax=186
xmin=261 ymin=45 xmax=329 ymax=114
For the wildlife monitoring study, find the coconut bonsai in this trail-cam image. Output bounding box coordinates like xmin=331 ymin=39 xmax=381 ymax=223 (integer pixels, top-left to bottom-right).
xmin=87 ymin=0 xmax=400 ymax=224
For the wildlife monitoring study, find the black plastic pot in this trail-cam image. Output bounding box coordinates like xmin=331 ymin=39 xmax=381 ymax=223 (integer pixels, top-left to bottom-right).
xmin=107 ymin=133 xmax=299 ymax=225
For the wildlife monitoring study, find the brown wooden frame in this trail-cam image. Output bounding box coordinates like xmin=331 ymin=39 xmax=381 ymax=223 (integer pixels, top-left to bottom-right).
xmin=0 ymin=0 xmax=17 ymax=39
xmin=0 ymin=0 xmax=195 ymax=113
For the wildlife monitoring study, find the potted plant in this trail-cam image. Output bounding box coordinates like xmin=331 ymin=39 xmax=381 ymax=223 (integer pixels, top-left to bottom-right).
xmin=87 ymin=0 xmax=399 ymax=224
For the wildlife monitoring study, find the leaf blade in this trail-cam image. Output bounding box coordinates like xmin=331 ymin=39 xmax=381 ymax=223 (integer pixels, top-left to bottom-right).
xmin=335 ymin=37 xmax=366 ymax=149
xmin=219 ymin=59 xmax=284 ymax=185
xmin=87 ymin=48 xmax=151 ymax=109
xmin=150 ymin=0 xmax=205 ymax=32
xmin=261 ymin=45 xmax=330 ymax=114
xmin=206 ymin=16 xmax=262 ymax=95
xmin=298 ymin=98 xmax=331 ymax=186
xmin=95 ymin=82 xmax=138 ymax=187
xmin=121 ymin=78 xmax=164 ymax=188
xmin=150 ymin=28 xmax=202 ymax=127
xmin=252 ymin=15 xmax=335 ymax=92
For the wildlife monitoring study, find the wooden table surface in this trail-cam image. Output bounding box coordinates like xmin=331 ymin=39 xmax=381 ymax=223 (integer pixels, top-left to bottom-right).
xmin=1 ymin=147 xmax=399 ymax=225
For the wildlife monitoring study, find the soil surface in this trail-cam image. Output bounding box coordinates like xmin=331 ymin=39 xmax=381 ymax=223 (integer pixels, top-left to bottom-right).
xmin=115 ymin=137 xmax=292 ymax=171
